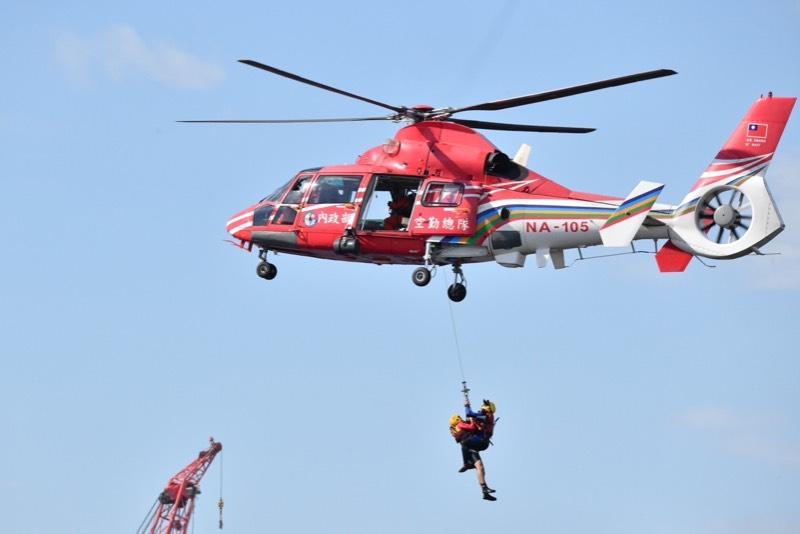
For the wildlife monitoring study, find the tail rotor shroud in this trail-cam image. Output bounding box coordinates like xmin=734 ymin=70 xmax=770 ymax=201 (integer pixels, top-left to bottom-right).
xmin=695 ymin=186 xmax=752 ymax=244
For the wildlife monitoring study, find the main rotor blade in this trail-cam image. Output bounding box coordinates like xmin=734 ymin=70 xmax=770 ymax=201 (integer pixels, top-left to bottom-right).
xmin=450 ymin=69 xmax=677 ymax=114
xmin=448 ymin=118 xmax=595 ymax=133
xmin=239 ymin=59 xmax=405 ymax=114
xmin=178 ymin=116 xmax=393 ymax=124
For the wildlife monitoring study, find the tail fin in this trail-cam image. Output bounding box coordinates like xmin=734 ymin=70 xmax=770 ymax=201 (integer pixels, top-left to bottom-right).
xmin=665 ymin=95 xmax=795 ymax=260
xmin=687 ymin=94 xmax=796 ymax=195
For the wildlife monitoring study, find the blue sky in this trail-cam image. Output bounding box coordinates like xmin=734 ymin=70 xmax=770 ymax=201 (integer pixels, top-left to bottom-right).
xmin=1 ymin=1 xmax=799 ymax=533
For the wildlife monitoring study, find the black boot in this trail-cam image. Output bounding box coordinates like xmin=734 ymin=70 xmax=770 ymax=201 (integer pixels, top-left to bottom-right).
xmin=458 ymin=463 xmax=475 ymax=473
xmin=482 ymin=489 xmax=497 ymax=501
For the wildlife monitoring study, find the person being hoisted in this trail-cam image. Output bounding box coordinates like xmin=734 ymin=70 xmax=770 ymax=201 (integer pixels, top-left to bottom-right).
xmin=449 ymin=383 xmax=497 ymax=501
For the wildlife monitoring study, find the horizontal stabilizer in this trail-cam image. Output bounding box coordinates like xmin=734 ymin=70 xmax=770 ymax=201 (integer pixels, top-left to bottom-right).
xmin=656 ymin=240 xmax=693 ymax=272
xmin=600 ymin=181 xmax=664 ymax=247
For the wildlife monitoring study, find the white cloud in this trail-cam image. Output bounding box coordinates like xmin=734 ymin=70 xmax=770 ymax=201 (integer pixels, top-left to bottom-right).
xmin=680 ymin=406 xmax=742 ymax=430
xmin=678 ymin=406 xmax=800 ymax=468
xmin=54 ymin=25 xmax=224 ymax=90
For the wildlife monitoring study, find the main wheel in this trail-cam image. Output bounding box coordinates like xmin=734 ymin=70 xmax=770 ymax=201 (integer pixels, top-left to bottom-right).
xmin=412 ymin=267 xmax=432 ymax=287
xmin=447 ymin=283 xmax=467 ymax=302
xmin=256 ymin=262 xmax=278 ymax=280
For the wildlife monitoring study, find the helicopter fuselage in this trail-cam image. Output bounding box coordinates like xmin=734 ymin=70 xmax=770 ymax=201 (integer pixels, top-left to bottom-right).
xmin=227 ymin=121 xmax=672 ymax=269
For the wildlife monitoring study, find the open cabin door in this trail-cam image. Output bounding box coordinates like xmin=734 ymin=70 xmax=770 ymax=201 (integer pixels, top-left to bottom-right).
xmin=408 ymin=180 xmax=480 ymax=237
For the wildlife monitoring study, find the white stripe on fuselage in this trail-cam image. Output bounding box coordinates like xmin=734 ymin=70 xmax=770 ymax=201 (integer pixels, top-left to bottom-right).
xmin=229 ymin=221 xmax=253 ymax=234
xmin=227 ymin=211 xmax=254 ymax=226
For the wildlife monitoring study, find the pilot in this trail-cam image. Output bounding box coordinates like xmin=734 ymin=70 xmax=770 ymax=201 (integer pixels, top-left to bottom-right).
xmin=450 ymin=399 xmax=497 ymax=501
xmin=313 ymin=181 xmax=341 ymax=204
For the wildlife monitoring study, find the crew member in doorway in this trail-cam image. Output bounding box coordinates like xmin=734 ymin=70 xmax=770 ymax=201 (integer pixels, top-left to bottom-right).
xmin=449 ymin=399 xmax=497 ymax=501
xmin=383 ymin=192 xmax=412 ymax=230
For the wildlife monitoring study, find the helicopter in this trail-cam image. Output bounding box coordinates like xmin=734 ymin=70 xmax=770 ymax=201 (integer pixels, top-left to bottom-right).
xmin=184 ymin=60 xmax=795 ymax=302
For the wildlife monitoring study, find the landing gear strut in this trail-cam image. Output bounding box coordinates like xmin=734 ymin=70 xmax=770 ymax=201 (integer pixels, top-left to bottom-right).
xmin=412 ymin=241 xmax=436 ymax=287
xmin=447 ymin=264 xmax=467 ymax=302
xmin=256 ymin=249 xmax=278 ymax=280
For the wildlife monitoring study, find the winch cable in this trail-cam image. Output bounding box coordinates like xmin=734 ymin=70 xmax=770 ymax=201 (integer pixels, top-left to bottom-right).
xmin=442 ymin=273 xmax=473 ymax=407
xmin=443 ymin=274 xmax=467 ymax=384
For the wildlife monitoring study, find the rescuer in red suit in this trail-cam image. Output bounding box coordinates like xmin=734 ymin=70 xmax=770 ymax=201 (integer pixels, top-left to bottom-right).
xmin=383 ymin=194 xmax=412 ymax=230
xmin=449 ymin=399 xmax=497 ymax=501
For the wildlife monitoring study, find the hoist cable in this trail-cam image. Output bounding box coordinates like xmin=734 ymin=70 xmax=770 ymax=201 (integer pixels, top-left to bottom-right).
xmin=442 ymin=272 xmax=467 ymax=383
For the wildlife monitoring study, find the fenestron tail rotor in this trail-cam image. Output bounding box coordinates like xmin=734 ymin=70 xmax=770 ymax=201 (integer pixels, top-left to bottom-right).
xmin=180 ymin=60 xmax=677 ymax=133
xmin=696 ymin=186 xmax=752 ymax=244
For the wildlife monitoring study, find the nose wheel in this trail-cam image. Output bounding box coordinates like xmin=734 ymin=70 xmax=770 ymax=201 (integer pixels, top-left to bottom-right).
xmin=256 ymin=261 xmax=277 ymax=280
xmin=256 ymin=249 xmax=278 ymax=280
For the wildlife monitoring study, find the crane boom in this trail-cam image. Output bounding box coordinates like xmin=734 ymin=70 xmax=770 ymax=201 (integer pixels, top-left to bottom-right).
xmin=142 ymin=438 xmax=222 ymax=534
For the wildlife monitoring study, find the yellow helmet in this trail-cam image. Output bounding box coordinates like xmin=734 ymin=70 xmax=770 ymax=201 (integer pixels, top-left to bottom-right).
xmin=449 ymin=414 xmax=462 ymax=427
xmin=482 ymin=400 xmax=496 ymax=414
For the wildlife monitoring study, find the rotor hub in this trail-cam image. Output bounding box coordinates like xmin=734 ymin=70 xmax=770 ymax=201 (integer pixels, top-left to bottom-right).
xmin=713 ymin=204 xmax=737 ymax=228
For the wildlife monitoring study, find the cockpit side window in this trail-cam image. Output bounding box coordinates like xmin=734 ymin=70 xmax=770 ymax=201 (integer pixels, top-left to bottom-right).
xmin=307 ymin=175 xmax=362 ymax=204
xmin=282 ymin=175 xmax=314 ymax=205
xmin=270 ymin=174 xmax=314 ymax=226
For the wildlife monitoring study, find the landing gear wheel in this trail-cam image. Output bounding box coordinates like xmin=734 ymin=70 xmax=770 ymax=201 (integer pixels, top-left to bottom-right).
xmin=412 ymin=267 xmax=432 ymax=287
xmin=446 ymin=263 xmax=467 ymax=302
xmin=447 ymin=283 xmax=467 ymax=302
xmin=256 ymin=261 xmax=277 ymax=280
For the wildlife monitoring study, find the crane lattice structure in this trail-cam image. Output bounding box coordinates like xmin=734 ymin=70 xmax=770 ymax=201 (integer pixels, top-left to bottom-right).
xmin=137 ymin=438 xmax=222 ymax=534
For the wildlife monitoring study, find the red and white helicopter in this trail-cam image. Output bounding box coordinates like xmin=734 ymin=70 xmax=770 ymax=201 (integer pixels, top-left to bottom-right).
xmin=185 ymin=60 xmax=795 ymax=301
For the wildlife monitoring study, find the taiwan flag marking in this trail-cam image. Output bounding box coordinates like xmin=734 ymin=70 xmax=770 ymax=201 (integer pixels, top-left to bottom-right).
xmin=747 ymin=123 xmax=768 ymax=139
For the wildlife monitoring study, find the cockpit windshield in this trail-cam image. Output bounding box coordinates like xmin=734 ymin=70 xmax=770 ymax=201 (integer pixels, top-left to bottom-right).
xmin=261 ymin=179 xmax=293 ymax=203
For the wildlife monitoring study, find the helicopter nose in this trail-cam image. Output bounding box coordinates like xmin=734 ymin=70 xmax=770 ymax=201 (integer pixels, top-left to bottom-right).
xmin=227 ymin=208 xmax=255 ymax=238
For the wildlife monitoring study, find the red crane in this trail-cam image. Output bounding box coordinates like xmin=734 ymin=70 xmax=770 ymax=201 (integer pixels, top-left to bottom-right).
xmin=138 ymin=438 xmax=223 ymax=534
